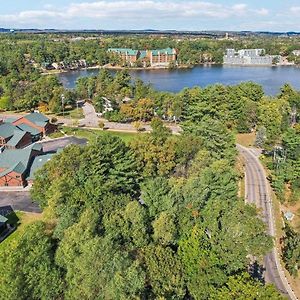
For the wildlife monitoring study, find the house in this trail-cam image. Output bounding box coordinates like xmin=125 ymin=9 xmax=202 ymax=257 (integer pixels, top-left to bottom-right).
xmin=11 ymin=112 xmax=57 ymax=139
xmin=0 ymin=143 xmax=43 ymax=187
xmin=0 ymin=122 xmax=32 ymax=149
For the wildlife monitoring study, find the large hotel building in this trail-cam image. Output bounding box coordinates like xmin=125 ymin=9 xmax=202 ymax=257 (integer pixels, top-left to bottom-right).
xmin=108 ymin=48 xmax=177 ymax=67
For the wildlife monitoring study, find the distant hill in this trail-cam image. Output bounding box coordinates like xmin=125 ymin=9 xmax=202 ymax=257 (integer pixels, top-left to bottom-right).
xmin=0 ymin=28 xmax=299 ymax=36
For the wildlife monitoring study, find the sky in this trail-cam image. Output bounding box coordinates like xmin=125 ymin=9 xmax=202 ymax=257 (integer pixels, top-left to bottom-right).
xmin=1 ymin=0 xmax=300 ymax=31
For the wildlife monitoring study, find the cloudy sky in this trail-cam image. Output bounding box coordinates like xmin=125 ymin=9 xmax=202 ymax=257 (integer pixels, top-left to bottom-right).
xmin=1 ymin=0 xmax=300 ymax=31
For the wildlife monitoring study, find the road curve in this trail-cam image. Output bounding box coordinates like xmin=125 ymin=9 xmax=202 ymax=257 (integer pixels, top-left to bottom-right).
xmin=237 ymin=144 xmax=297 ymax=300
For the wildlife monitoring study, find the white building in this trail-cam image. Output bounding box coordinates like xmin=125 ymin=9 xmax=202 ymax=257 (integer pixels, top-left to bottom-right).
xmin=292 ymin=50 xmax=300 ymax=56
xmin=224 ymin=48 xmax=281 ymax=65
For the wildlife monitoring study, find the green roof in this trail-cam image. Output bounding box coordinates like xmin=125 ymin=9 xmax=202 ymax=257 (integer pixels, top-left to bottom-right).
xmin=0 ymin=143 xmax=42 ymax=177
xmin=24 ymin=112 xmax=49 ymax=127
xmin=0 ymin=123 xmax=16 ymax=139
xmin=6 ymin=130 xmax=27 ymax=147
xmin=139 ymin=51 xmax=147 ymax=59
xmin=17 ymin=123 xmax=41 ymax=136
xmin=28 ymin=153 xmax=54 ymax=180
xmin=5 ymin=117 xmax=18 ymax=123
xmin=151 ymin=48 xmax=175 ymax=56
xmin=108 ymin=48 xmax=139 ymax=56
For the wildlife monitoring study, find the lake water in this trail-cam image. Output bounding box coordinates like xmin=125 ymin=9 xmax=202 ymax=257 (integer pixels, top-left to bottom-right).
xmin=57 ymin=65 xmax=300 ymax=95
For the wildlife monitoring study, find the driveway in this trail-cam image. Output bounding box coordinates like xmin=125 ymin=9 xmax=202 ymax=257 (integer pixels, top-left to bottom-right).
xmin=80 ymin=102 xmax=99 ymax=127
xmin=0 ymin=192 xmax=41 ymax=213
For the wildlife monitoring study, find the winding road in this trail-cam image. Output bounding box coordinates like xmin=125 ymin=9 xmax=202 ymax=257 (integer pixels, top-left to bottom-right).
xmin=238 ymin=144 xmax=297 ymax=300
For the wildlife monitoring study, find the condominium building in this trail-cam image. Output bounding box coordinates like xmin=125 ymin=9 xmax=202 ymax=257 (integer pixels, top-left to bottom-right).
xmin=224 ymin=48 xmax=282 ymax=65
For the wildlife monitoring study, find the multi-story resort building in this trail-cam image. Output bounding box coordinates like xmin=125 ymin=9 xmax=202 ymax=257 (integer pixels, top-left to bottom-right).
xmin=224 ymin=48 xmax=282 ymax=65
xmin=108 ymin=48 xmax=177 ymax=67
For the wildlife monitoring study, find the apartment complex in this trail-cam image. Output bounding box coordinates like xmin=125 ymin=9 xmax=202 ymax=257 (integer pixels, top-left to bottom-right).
xmin=224 ymin=49 xmax=282 ymax=65
xmin=108 ymin=48 xmax=177 ymax=67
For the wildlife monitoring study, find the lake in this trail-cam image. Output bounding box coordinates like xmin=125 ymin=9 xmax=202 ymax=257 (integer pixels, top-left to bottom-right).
xmin=57 ymin=65 xmax=300 ymax=95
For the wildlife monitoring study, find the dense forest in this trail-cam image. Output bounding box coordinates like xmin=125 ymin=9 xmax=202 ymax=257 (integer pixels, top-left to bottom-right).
xmin=1 ymin=33 xmax=300 ymax=298
xmin=0 ymin=119 xmax=283 ymax=299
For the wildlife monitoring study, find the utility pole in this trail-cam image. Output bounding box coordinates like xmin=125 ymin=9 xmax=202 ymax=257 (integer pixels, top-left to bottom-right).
xmin=61 ymin=94 xmax=65 ymax=117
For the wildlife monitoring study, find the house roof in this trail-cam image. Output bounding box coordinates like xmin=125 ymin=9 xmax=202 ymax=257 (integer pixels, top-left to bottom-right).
xmin=28 ymin=153 xmax=54 ymax=180
xmin=0 ymin=123 xmax=17 ymax=139
xmin=23 ymin=112 xmax=49 ymax=127
xmin=4 ymin=117 xmax=18 ymax=123
xmin=17 ymin=123 xmax=41 ymax=136
xmin=0 ymin=143 xmax=42 ymax=177
xmin=6 ymin=130 xmax=27 ymax=147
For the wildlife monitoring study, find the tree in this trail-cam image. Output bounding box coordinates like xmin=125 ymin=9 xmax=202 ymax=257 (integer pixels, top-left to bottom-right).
xmin=211 ymin=272 xmax=285 ymax=300
xmin=282 ymin=223 xmax=300 ymax=277
xmin=255 ymin=126 xmax=267 ymax=148
xmin=144 ymin=245 xmax=185 ymax=298
xmin=152 ymin=212 xmax=177 ymax=245
xmin=0 ymin=222 xmax=63 ymax=300
xmin=0 ymin=96 xmax=10 ymax=110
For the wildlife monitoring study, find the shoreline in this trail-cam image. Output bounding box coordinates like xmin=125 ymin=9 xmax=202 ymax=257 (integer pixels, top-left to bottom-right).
xmin=41 ymin=64 xmax=195 ymax=75
xmin=41 ymin=62 xmax=299 ymax=76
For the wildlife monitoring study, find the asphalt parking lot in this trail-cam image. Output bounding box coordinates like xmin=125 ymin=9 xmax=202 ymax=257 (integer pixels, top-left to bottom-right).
xmin=40 ymin=136 xmax=88 ymax=152
xmin=0 ymin=192 xmax=41 ymax=213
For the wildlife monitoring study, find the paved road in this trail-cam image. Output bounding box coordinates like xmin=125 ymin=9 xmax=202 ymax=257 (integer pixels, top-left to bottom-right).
xmin=238 ymin=144 xmax=297 ymax=300
xmin=0 ymin=192 xmax=41 ymax=213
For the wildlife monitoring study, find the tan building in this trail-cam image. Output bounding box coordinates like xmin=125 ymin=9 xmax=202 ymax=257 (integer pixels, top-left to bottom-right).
xmin=108 ymin=48 xmax=177 ymax=67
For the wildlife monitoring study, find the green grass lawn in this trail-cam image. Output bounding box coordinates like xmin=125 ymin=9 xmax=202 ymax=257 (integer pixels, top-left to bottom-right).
xmin=62 ymin=126 xmax=141 ymax=144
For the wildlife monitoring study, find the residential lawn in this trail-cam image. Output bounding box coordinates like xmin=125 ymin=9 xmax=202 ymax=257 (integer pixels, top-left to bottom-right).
xmin=0 ymin=212 xmax=42 ymax=251
xmin=68 ymin=108 xmax=84 ymax=119
xmin=62 ymin=126 xmax=140 ymax=144
xmin=48 ymin=131 xmax=65 ymax=139
xmin=236 ymin=132 xmax=256 ymax=147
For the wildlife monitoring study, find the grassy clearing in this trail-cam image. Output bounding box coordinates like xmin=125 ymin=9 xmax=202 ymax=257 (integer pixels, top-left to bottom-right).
xmin=62 ymin=126 xmax=140 ymax=144
xmin=0 ymin=212 xmax=42 ymax=251
xmin=236 ymin=132 xmax=256 ymax=147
